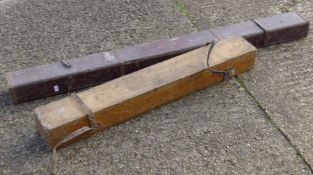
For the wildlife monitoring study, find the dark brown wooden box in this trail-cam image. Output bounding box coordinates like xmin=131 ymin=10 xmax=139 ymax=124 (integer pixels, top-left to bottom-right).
xmin=7 ymin=52 xmax=121 ymax=103
xmin=6 ymin=12 xmax=310 ymax=104
xmin=254 ymin=12 xmax=309 ymax=46
xmin=210 ymin=21 xmax=264 ymax=47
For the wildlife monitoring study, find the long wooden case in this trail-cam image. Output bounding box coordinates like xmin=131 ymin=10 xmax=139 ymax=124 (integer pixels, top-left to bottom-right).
xmin=35 ymin=37 xmax=256 ymax=148
xmin=7 ymin=12 xmax=309 ymax=104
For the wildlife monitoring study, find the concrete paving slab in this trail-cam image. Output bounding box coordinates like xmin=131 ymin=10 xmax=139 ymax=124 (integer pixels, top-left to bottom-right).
xmin=0 ymin=0 xmax=195 ymax=92
xmin=1 ymin=81 xmax=310 ymax=174
xmin=0 ymin=0 xmax=311 ymax=174
xmin=178 ymin=0 xmax=289 ymax=30
xmin=180 ymin=0 xmax=313 ymax=171
xmin=240 ymin=1 xmax=313 ymax=168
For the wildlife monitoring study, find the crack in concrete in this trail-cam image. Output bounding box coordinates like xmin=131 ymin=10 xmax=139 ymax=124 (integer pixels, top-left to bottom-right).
xmin=235 ymin=77 xmax=313 ymax=173
xmin=174 ymin=0 xmax=199 ymax=31
xmin=173 ymin=1 xmax=313 ymax=172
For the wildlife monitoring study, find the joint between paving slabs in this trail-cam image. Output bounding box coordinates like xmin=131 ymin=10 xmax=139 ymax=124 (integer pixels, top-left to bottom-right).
xmin=172 ymin=2 xmax=313 ymax=171
xmin=174 ymin=0 xmax=200 ymax=31
xmin=235 ymin=76 xmax=313 ymax=173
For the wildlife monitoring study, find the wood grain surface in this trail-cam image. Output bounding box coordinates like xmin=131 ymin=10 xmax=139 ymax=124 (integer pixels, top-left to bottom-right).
xmin=35 ymin=36 xmax=256 ymax=148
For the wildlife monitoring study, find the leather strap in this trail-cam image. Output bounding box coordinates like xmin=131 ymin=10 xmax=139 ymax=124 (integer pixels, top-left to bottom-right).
xmin=206 ymin=39 xmax=235 ymax=79
xmin=52 ymin=93 xmax=100 ymax=175
xmin=71 ymin=93 xmax=100 ymax=129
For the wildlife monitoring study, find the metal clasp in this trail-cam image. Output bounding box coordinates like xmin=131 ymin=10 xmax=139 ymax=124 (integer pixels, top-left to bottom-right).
xmin=60 ymin=60 xmax=72 ymax=69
